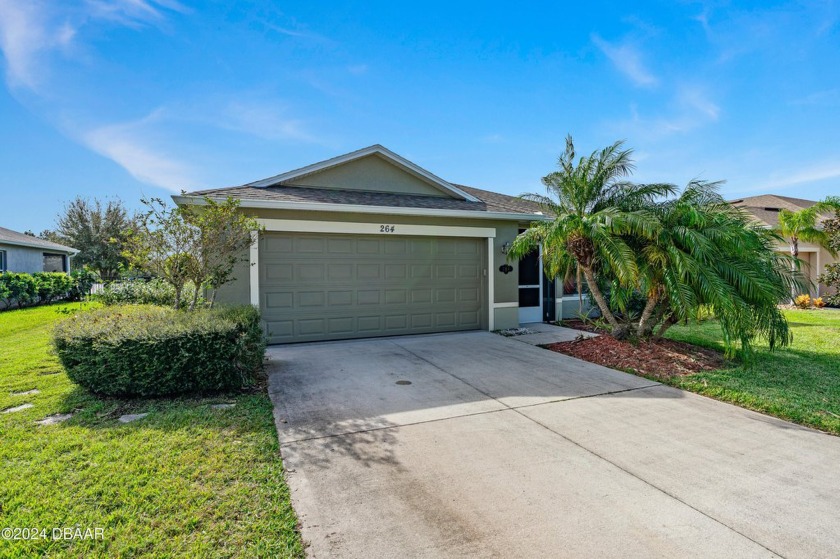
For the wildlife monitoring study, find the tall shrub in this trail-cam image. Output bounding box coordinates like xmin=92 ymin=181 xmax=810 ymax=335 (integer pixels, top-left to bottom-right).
xmin=53 ymin=305 xmax=266 ymax=396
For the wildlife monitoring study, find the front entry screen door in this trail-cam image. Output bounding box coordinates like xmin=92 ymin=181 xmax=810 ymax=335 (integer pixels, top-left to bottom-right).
xmin=518 ymin=244 xmax=542 ymax=324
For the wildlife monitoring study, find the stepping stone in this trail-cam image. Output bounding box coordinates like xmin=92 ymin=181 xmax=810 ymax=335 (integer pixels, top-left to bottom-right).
xmin=2 ymin=403 xmax=33 ymax=414
xmin=118 ymin=413 xmax=149 ymax=423
xmin=36 ymin=413 xmax=73 ymax=426
xmin=211 ymin=403 xmax=236 ymax=410
xmin=12 ymin=389 xmax=39 ymax=396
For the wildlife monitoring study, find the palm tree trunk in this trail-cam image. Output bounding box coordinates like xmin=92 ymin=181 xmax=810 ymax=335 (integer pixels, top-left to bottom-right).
xmin=653 ymin=315 xmax=677 ymax=340
xmin=576 ymin=264 xmax=583 ymax=314
xmin=581 ymin=266 xmax=622 ymax=331
xmin=790 ymin=238 xmax=799 ymax=300
xmin=637 ymin=293 xmax=659 ymax=337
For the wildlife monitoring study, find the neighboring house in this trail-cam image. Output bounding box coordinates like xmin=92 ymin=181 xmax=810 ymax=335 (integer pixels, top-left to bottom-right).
xmin=0 ymin=227 xmax=78 ymax=274
xmin=730 ymin=194 xmax=837 ymax=297
xmin=175 ymin=144 xmax=590 ymax=344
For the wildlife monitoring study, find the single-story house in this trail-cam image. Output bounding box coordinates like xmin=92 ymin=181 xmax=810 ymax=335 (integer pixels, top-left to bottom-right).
xmin=0 ymin=227 xmax=78 ymax=274
xmin=730 ymin=194 xmax=837 ymax=297
xmin=175 ymin=145 xmax=588 ymax=344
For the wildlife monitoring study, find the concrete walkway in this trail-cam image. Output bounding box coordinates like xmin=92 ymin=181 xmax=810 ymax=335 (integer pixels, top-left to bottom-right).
xmin=511 ymin=322 xmax=598 ymax=345
xmin=267 ymin=331 xmax=840 ymax=559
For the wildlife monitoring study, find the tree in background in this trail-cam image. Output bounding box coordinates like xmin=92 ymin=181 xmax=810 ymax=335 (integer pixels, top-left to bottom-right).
xmin=818 ymin=201 xmax=840 ymax=306
xmin=124 ymin=197 xmax=260 ymax=310
xmin=775 ymin=198 xmax=840 ymax=296
xmin=42 ymin=197 xmax=136 ymax=280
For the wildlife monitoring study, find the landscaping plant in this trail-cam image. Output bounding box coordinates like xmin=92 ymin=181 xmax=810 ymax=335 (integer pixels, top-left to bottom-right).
xmin=95 ymin=278 xmax=203 ymax=308
xmin=513 ymin=138 xmax=802 ymax=357
xmin=508 ymin=135 xmax=675 ymax=338
xmin=123 ymin=196 xmax=261 ymax=310
xmin=817 ymin=205 xmax=840 ymax=306
xmin=0 ymin=272 xmax=89 ymax=310
xmin=53 ymin=304 xmax=265 ymax=396
xmin=39 ymin=196 xmax=137 ymax=280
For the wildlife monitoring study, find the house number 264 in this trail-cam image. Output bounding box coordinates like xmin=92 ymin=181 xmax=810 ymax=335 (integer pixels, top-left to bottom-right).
xmin=379 ymin=225 xmax=396 ymax=233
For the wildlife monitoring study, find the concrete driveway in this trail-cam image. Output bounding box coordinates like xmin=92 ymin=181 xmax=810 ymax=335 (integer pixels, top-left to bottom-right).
xmin=267 ymin=331 xmax=840 ymax=558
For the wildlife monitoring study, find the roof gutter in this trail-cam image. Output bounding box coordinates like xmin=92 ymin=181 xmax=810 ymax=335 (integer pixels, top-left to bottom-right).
xmin=0 ymin=239 xmax=79 ymax=254
xmin=172 ymin=194 xmax=550 ymax=222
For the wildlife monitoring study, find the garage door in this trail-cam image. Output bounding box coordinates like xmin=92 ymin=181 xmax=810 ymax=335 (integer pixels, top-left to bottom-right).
xmin=260 ymin=232 xmax=485 ymax=344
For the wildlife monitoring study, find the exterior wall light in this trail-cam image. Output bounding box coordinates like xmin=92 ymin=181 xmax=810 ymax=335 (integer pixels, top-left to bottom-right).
xmin=500 ymin=241 xmax=511 ymax=255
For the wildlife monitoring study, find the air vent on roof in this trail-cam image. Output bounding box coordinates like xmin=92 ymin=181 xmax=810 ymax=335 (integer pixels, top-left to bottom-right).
xmin=764 ymin=207 xmax=780 ymax=212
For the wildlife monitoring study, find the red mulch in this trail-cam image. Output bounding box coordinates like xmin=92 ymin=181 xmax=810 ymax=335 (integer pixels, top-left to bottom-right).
xmin=544 ymin=329 xmax=726 ymax=379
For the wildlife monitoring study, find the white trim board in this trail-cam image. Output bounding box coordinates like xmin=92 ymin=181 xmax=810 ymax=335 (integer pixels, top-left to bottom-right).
xmin=256 ymin=219 xmax=496 ymax=238
xmin=493 ymin=302 xmax=519 ymax=308
xmin=173 ymin=194 xmax=546 ymax=223
xmin=249 ymin=231 xmax=259 ymax=307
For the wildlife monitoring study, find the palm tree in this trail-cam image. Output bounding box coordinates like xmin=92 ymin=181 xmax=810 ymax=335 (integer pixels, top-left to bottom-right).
xmin=776 ymin=199 xmax=840 ymax=295
xmin=509 ymin=136 xmax=675 ymax=338
xmin=631 ymin=181 xmax=800 ymax=356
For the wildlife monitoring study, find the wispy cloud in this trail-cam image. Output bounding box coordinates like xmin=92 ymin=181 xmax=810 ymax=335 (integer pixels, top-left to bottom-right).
xmin=218 ymin=100 xmax=314 ymax=141
xmin=82 ymin=110 xmax=198 ymax=192
xmin=0 ymin=0 xmax=184 ymax=91
xmin=592 ymin=34 xmax=658 ymax=87
xmin=0 ymin=0 xmax=69 ymax=90
xmin=791 ymin=88 xmax=840 ymax=107
xmin=610 ymin=87 xmax=720 ymax=141
xmin=347 ymin=64 xmax=368 ymax=75
xmin=747 ymin=162 xmax=840 ymax=193
xmin=480 ymin=133 xmax=504 ymax=144
xmin=83 ymin=0 xmax=187 ymax=27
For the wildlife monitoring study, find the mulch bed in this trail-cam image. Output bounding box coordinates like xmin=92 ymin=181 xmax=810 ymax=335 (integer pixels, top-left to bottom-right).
xmin=544 ymin=328 xmax=726 ymax=379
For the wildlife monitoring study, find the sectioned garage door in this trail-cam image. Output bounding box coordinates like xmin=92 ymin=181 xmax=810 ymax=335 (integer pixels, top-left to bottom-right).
xmin=260 ymin=232 xmax=485 ymax=344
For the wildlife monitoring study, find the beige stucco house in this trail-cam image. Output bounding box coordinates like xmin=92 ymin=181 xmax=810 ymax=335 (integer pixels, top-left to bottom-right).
xmin=730 ymin=194 xmax=837 ymax=297
xmin=174 ymin=145 xmax=588 ymax=344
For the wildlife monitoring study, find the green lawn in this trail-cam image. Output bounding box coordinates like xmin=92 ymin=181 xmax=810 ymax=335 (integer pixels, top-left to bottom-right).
xmin=0 ymin=302 xmax=303 ymax=558
xmin=665 ymin=308 xmax=840 ymax=435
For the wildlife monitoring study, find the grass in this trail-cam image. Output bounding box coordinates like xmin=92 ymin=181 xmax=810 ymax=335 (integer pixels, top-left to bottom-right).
xmin=664 ymin=308 xmax=840 ymax=435
xmin=0 ymin=302 xmax=304 ymax=558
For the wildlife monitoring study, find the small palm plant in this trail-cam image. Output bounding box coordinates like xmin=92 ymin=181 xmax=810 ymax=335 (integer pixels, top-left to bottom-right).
xmin=776 ymin=198 xmax=840 ymax=297
xmin=509 ymin=135 xmax=675 ymax=338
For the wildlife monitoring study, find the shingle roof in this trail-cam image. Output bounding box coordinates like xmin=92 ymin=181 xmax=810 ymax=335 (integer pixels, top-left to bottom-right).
xmin=729 ymin=194 xmax=819 ymax=228
xmin=0 ymin=227 xmax=78 ymax=253
xmin=185 ymin=183 xmax=546 ymax=217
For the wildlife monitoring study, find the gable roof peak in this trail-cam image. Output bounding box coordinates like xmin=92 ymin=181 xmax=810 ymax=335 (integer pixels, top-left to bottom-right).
xmin=245 ymin=145 xmax=480 ymax=202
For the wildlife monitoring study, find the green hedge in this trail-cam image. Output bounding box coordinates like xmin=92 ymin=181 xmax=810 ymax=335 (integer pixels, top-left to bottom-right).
xmin=53 ymin=305 xmax=266 ymax=397
xmin=94 ymin=279 xmax=204 ymax=308
xmin=0 ymin=271 xmax=91 ymax=310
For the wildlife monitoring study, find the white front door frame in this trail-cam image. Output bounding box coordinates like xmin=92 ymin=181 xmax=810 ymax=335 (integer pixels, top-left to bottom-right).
xmin=517 ymin=245 xmax=543 ymax=324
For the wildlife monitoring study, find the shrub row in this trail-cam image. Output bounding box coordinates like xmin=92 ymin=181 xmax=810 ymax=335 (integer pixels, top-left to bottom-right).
xmin=94 ymin=278 xmax=204 ymax=308
xmin=0 ymin=270 xmax=98 ymax=310
xmin=53 ymin=304 xmax=266 ymax=396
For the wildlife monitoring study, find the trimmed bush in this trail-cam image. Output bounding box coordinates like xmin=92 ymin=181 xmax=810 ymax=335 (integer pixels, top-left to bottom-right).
xmin=33 ymin=272 xmax=74 ymax=304
xmin=94 ymin=279 xmax=203 ymax=308
xmin=0 ymin=272 xmax=79 ymax=310
xmin=53 ymin=304 xmax=266 ymax=396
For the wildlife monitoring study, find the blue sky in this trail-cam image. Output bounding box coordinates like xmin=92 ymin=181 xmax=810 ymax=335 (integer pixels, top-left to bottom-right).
xmin=1 ymin=1 xmax=839 ymax=232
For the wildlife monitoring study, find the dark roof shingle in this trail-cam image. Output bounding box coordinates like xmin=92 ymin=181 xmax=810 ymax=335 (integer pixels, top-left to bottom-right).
xmin=186 ymin=183 xmax=545 ymax=216
xmin=0 ymin=227 xmax=77 ymax=253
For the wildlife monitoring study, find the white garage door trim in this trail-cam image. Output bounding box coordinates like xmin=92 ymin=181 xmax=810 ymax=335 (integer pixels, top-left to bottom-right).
xmin=250 ymin=219 xmax=498 ymax=331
